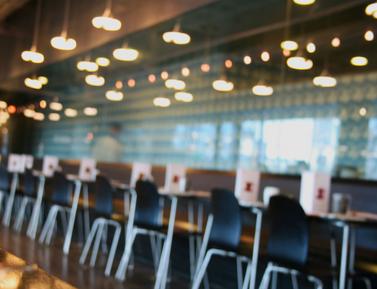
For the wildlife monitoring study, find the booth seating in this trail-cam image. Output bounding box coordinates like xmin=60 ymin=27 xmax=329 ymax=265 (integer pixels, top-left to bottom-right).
xmin=79 ymin=175 xmax=123 ymax=276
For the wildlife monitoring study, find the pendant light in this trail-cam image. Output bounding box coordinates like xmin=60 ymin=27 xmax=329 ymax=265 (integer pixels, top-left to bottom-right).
xmin=313 ymin=71 xmax=337 ymax=88
xmin=163 ymin=23 xmax=191 ymax=45
xmin=175 ymin=92 xmax=193 ymax=102
xmin=50 ymin=0 xmax=77 ymax=50
xmin=153 ymin=97 xmax=171 ymax=108
xmin=85 ymin=74 xmax=105 ymax=86
xmin=77 ymin=59 xmax=98 ymax=72
xmin=21 ymin=0 xmax=45 ymax=64
xmin=106 ymin=89 xmax=124 ymax=101
xmin=293 ymin=0 xmax=315 ymax=5
xmin=252 ymin=83 xmax=274 ymax=96
xmin=212 ymin=79 xmax=234 ymax=92
xmin=286 ymin=50 xmax=313 ymax=70
xmin=350 ymin=56 xmax=368 ymax=67
xmin=165 ymin=78 xmax=186 ymax=90
xmin=365 ymin=2 xmax=377 ymax=18
xmin=92 ymin=0 xmax=122 ymax=31
xmin=113 ymin=44 xmax=139 ymax=61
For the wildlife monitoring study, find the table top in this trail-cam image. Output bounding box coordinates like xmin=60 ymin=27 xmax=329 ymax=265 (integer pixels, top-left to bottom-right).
xmin=0 ymin=249 xmax=76 ymax=289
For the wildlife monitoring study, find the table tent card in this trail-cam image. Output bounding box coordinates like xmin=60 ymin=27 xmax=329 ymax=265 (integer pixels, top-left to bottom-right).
xmin=164 ymin=164 xmax=186 ymax=194
xmin=42 ymin=156 xmax=59 ymax=177
xmin=78 ymin=158 xmax=97 ymax=181
xmin=234 ymin=168 xmax=261 ymax=203
xmin=130 ymin=162 xmax=152 ymax=188
xmin=23 ymin=155 xmax=34 ymax=170
xmin=7 ymin=154 xmax=26 ymax=173
xmin=299 ymin=171 xmax=331 ymax=214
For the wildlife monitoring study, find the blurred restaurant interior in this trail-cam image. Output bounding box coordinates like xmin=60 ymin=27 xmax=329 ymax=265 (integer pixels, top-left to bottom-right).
xmin=0 ymin=0 xmax=377 ymax=288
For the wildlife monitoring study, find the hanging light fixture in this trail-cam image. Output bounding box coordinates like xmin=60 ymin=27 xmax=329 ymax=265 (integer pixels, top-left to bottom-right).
xmin=92 ymin=0 xmax=122 ymax=31
xmin=365 ymin=2 xmax=377 ymax=17
xmin=350 ymin=56 xmax=368 ymax=67
xmin=212 ymin=79 xmax=234 ymax=92
xmin=331 ymin=37 xmax=341 ymax=48
xmin=153 ymin=97 xmax=171 ymax=107
xmin=33 ymin=112 xmax=45 ymax=121
xmin=313 ymin=71 xmax=337 ymax=88
xmin=287 ymin=53 xmax=313 ymax=70
xmin=165 ymin=78 xmax=186 ymax=90
xmin=50 ymin=101 xmax=63 ymax=111
xmin=21 ymin=0 xmax=45 ymax=64
xmin=106 ymin=90 xmax=124 ymax=101
xmin=85 ymin=74 xmax=105 ymax=86
xmin=50 ymin=0 xmax=77 ymax=50
xmin=64 ymin=108 xmax=78 ymax=117
xmin=261 ymin=51 xmax=270 ymax=62
xmin=175 ymin=92 xmax=193 ymax=102
xmin=252 ymin=83 xmax=274 ymax=96
xmin=280 ymin=40 xmax=299 ymax=51
xmin=77 ymin=60 xmax=98 ymax=72
xmin=364 ymin=30 xmax=374 ymax=41
xmin=0 ymin=101 xmax=7 ymax=109
xmin=306 ymin=42 xmax=316 ymax=53
xmin=24 ymin=108 xmax=36 ymax=118
xmin=163 ymin=23 xmax=191 ymax=45
xmin=113 ymin=45 xmax=139 ymax=61
xmin=96 ymin=57 xmax=110 ymax=67
xmin=48 ymin=113 xmax=60 ymax=121
xmin=83 ymin=107 xmax=98 ymax=116
xmin=293 ymin=0 xmax=315 ymax=5
xmin=24 ymin=77 xmax=43 ymax=90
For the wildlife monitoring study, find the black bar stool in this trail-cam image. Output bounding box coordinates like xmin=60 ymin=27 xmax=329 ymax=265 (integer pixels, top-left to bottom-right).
xmin=79 ymin=175 xmax=122 ymax=276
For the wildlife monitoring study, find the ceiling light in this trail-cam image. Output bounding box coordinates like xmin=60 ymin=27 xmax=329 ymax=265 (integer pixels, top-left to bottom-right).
xmin=85 ymin=74 xmax=105 ymax=86
xmin=175 ymin=92 xmax=193 ymax=102
xmin=92 ymin=15 xmax=121 ymax=31
xmin=225 ymin=59 xmax=233 ymax=68
xmin=161 ymin=71 xmax=169 ymax=80
xmin=24 ymin=108 xmax=35 ymax=118
xmin=127 ymin=78 xmax=136 ymax=87
xmin=153 ymin=97 xmax=171 ymax=107
xmin=148 ymin=74 xmax=156 ymax=83
xmin=365 ymin=2 xmax=377 ymax=16
xmin=21 ymin=50 xmax=45 ymax=64
xmin=83 ymin=107 xmax=98 ymax=116
xmin=39 ymin=100 xmax=47 ymax=109
xmin=50 ymin=101 xmax=63 ymax=111
xmin=313 ymin=72 xmax=337 ymax=88
xmin=33 ymin=112 xmax=45 ymax=121
xmin=0 ymin=101 xmax=7 ymax=109
xmin=287 ymin=56 xmax=313 ymax=70
xmin=38 ymin=76 xmax=48 ymax=85
xmin=165 ymin=79 xmax=186 ymax=90
xmin=243 ymin=55 xmax=252 ymax=65
xmin=293 ymin=0 xmax=315 ymax=5
xmin=51 ymin=35 xmax=77 ymax=50
xmin=350 ymin=56 xmax=368 ymax=67
xmin=48 ymin=113 xmax=60 ymax=121
xmin=181 ymin=67 xmax=190 ymax=77
xmin=201 ymin=63 xmax=211 ymax=72
xmin=77 ymin=60 xmax=98 ymax=72
xmin=115 ymin=80 xmax=123 ymax=89
xmin=163 ymin=23 xmax=191 ymax=45
xmin=359 ymin=107 xmax=367 ymax=117
xmin=252 ymin=84 xmax=274 ymax=96
xmin=212 ymin=79 xmax=234 ymax=92
xmin=113 ymin=47 xmax=139 ymax=61
xmin=261 ymin=51 xmax=270 ymax=62
xmin=24 ymin=77 xmax=42 ymax=90
xmin=64 ymin=108 xmax=78 ymax=117
xmin=364 ymin=30 xmax=374 ymax=41
xmin=280 ymin=40 xmax=299 ymax=51
xmin=106 ymin=90 xmax=124 ymax=101
xmin=96 ymin=57 xmax=110 ymax=67
xmin=331 ymin=37 xmax=341 ymax=48
xmin=306 ymin=42 xmax=316 ymax=53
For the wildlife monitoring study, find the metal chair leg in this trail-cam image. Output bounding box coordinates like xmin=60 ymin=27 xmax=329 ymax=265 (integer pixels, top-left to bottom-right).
xmin=291 ymin=273 xmax=299 ymax=289
xmin=308 ymin=275 xmax=323 ymax=289
xmin=13 ymin=197 xmax=29 ymax=232
xmin=258 ymin=263 xmax=273 ymax=289
xmin=115 ymin=228 xmax=137 ymax=281
xmin=237 ymin=257 xmax=244 ymax=289
xmin=191 ymin=249 xmax=215 ymax=289
xmin=39 ymin=207 xmax=58 ymax=244
xmin=89 ymin=221 xmax=104 ymax=267
xmin=105 ymin=223 xmax=121 ymax=276
xmin=79 ymin=220 xmax=100 ymax=264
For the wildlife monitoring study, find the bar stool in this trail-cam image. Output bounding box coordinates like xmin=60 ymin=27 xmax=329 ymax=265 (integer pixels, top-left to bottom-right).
xmin=0 ymin=166 xmax=10 ymax=214
xmin=115 ymin=179 xmax=165 ymax=281
xmin=39 ymin=173 xmax=73 ymax=245
xmin=79 ymin=175 xmax=122 ymax=276
xmin=259 ymin=195 xmax=323 ymax=289
xmin=13 ymin=170 xmax=39 ymax=232
xmin=191 ymin=188 xmax=249 ymax=289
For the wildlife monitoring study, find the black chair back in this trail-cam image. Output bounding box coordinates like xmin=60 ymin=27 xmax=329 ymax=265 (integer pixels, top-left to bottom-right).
xmin=50 ymin=173 xmax=72 ymax=207
xmin=267 ymin=195 xmax=309 ymax=268
xmin=208 ymin=188 xmax=242 ymax=251
xmin=21 ymin=170 xmax=38 ymax=197
xmin=0 ymin=166 xmax=10 ymax=192
xmin=93 ymin=175 xmax=113 ymax=216
xmin=134 ymin=180 xmax=162 ymax=230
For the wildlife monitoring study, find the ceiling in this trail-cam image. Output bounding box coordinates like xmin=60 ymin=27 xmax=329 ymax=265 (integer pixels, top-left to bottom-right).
xmin=0 ymin=0 xmax=376 ymax=104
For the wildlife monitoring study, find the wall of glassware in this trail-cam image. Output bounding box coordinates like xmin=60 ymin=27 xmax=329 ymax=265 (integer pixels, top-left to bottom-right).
xmin=31 ymin=55 xmax=377 ymax=180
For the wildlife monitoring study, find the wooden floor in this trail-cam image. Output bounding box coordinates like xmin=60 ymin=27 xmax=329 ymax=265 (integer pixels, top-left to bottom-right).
xmin=0 ymin=226 xmax=190 ymax=289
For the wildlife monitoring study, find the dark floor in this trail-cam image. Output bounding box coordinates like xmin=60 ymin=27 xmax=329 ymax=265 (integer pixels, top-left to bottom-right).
xmin=0 ymin=226 xmax=190 ymax=289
